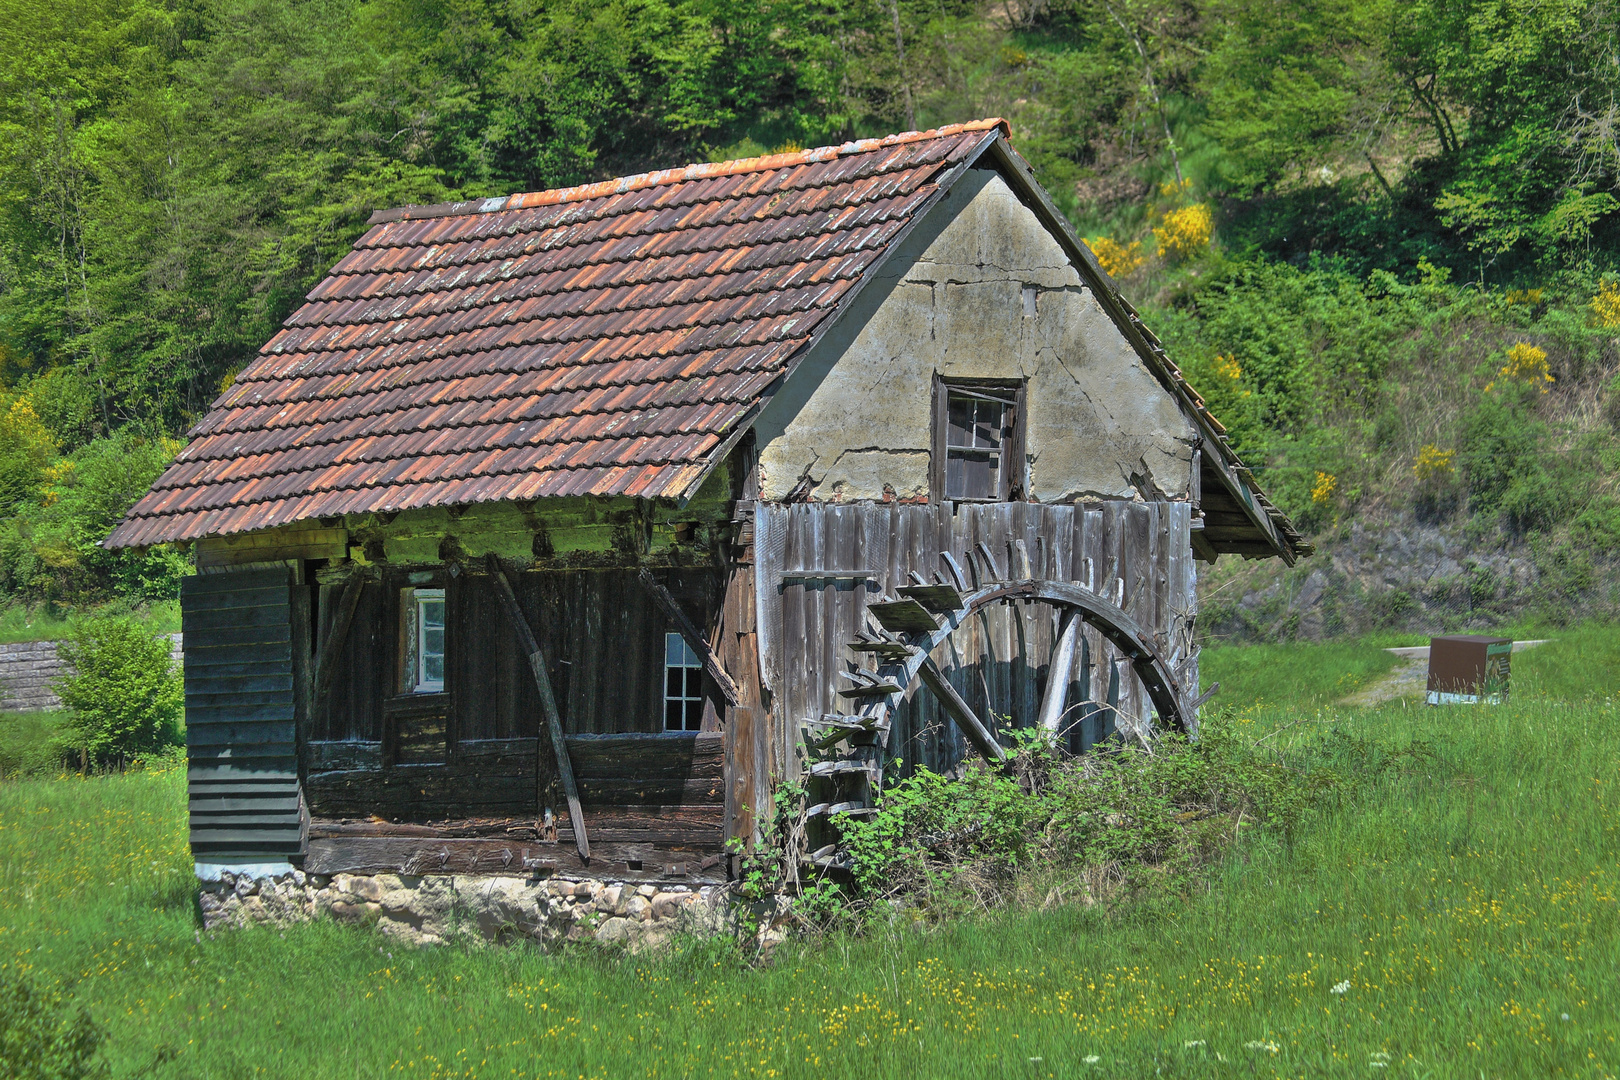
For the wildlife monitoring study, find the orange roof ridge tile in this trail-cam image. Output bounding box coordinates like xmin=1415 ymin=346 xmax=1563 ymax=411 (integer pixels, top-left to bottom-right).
xmin=368 ymin=119 xmax=1009 ymax=226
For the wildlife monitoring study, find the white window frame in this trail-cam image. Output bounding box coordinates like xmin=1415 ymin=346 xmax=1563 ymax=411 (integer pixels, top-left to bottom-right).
xmin=408 ymin=588 xmax=446 ymax=694
xmin=663 ymin=631 xmax=705 ymax=732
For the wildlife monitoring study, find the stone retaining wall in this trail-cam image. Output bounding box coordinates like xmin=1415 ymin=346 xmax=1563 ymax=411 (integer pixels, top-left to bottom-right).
xmin=0 ymin=633 xmax=183 ymax=712
xmin=199 ymin=871 xmax=789 ymax=950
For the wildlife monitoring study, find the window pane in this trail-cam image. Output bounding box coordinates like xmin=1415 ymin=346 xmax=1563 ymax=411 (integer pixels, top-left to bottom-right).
xmin=665 ymin=700 xmax=683 ymax=731
xmin=684 ymin=699 xmax=703 ymax=731
xmin=666 ymin=632 xmax=684 ymax=666
xmin=420 ymin=598 xmax=445 ymax=628
xmin=422 ymin=650 xmax=445 ymax=684
xmin=667 ymin=667 xmax=684 ymax=696
xmin=685 ymin=668 xmax=704 ymax=697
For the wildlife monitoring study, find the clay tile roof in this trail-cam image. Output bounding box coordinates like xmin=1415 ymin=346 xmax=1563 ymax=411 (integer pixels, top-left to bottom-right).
xmin=108 ymin=120 xmax=1009 ymax=548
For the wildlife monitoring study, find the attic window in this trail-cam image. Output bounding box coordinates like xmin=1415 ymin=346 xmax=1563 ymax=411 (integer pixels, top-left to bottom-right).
xmin=934 ymin=379 xmax=1024 ymax=501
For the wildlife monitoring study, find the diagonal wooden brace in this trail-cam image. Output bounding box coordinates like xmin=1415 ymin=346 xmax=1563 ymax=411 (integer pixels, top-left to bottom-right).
xmin=636 ymin=567 xmax=740 ymax=706
xmin=485 ymin=554 xmax=589 ymax=861
xmin=313 ymin=571 xmax=366 ymax=707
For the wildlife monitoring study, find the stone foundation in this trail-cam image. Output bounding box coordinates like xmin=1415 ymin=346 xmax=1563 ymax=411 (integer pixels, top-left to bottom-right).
xmin=198 ymin=870 xmax=784 ymax=949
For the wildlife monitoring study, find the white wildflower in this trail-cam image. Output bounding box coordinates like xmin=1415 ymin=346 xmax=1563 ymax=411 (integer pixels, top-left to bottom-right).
xmin=1244 ymin=1040 xmax=1280 ymax=1054
xmin=1183 ymin=1040 xmax=1205 ymax=1049
xmin=1331 ymin=979 xmax=1351 ymax=995
xmin=1083 ymin=1055 xmax=1100 ymax=1064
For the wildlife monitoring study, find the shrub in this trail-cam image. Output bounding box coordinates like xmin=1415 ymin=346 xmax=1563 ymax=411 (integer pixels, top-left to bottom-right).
xmin=1593 ymin=279 xmax=1620 ymax=328
xmin=54 ymin=618 xmax=183 ymax=767
xmin=1083 ymin=236 xmax=1146 ymax=278
xmin=1154 ymin=202 xmax=1214 ymax=260
xmin=814 ymin=717 xmax=1333 ymax=920
xmin=0 ymin=966 xmax=105 ymax=1079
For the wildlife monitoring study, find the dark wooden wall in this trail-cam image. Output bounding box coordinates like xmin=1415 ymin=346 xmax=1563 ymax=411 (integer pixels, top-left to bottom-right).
xmin=303 ymin=563 xmax=725 ymax=824
xmin=755 ymin=500 xmax=1197 ymax=779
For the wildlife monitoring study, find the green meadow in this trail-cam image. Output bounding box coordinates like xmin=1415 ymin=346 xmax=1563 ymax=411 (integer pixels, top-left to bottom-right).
xmin=2 ymin=629 xmax=1617 ymax=1079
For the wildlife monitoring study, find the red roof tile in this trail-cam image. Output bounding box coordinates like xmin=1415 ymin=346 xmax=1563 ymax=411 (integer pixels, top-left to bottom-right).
xmin=108 ymin=120 xmax=1008 ymax=547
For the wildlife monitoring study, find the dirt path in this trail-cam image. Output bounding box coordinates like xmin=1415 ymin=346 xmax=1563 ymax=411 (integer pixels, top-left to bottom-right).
xmin=1338 ymin=640 xmax=1552 ymax=707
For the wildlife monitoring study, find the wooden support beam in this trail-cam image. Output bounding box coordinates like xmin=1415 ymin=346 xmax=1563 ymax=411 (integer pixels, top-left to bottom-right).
xmin=917 ymin=656 xmax=1007 ymax=765
xmin=485 ymin=555 xmax=589 ymax=861
xmin=636 ymin=568 xmax=740 ymax=706
xmin=312 ymin=573 xmax=365 ymax=705
xmin=1038 ymin=609 xmax=1080 ymax=737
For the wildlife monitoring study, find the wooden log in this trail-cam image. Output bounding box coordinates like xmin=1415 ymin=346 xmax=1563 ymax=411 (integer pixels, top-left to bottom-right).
xmin=303 ymin=836 xmax=727 ymax=883
xmin=485 ymin=554 xmax=590 ymax=861
xmin=916 ymin=656 xmax=1007 ymax=764
xmin=1038 ymin=609 xmax=1080 ymax=737
xmin=308 ymin=804 xmax=724 ymax=845
xmin=636 ymin=567 xmax=740 ymax=705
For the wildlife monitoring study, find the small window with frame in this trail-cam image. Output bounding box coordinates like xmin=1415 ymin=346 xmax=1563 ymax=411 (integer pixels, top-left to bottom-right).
xmin=663 ymin=632 xmax=704 ymax=732
xmin=934 ymin=379 xmax=1024 ymax=501
xmin=401 ymin=587 xmax=446 ymax=693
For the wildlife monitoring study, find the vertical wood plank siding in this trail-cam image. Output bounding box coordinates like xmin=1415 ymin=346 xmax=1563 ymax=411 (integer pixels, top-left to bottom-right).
xmin=182 ymin=567 xmax=305 ymax=862
xmin=755 ymin=501 xmax=1196 ymax=779
xmin=303 ymin=565 xmax=724 ymax=822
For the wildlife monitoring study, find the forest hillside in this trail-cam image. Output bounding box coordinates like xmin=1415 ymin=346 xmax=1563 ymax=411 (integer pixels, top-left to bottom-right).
xmin=0 ymin=0 xmax=1617 ymax=636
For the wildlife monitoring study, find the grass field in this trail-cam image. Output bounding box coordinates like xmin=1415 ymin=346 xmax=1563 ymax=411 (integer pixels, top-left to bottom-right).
xmin=2 ymin=628 xmax=1617 ymax=1078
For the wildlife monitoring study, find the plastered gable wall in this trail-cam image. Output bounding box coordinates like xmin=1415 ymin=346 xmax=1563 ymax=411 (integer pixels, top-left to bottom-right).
xmin=752 ymin=166 xmax=1197 ymax=503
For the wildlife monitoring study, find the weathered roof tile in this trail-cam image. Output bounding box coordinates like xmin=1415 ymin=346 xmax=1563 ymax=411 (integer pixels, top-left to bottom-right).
xmin=107 ymin=120 xmax=1008 ymax=547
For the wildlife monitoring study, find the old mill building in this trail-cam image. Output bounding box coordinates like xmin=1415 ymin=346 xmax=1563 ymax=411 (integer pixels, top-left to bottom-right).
xmin=108 ymin=119 xmax=1308 ymax=883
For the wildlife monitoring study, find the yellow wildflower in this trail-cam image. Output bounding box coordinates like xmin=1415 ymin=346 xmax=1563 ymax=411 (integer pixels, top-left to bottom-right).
xmin=1084 ymin=236 xmax=1145 ymax=279
xmin=1159 ymin=177 xmax=1194 ymax=201
xmin=1311 ymin=471 xmax=1337 ymax=506
xmin=1211 ymin=354 xmax=1242 ymax=381
xmin=1504 ymin=288 xmax=1543 ymax=307
xmin=1485 ymin=342 xmax=1553 ymax=393
xmin=1412 ymin=445 xmax=1456 ymax=483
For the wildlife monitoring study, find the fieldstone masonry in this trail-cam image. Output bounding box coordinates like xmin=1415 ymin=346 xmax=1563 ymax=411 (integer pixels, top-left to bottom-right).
xmin=198 ymin=871 xmax=791 ymax=950
xmin=0 ymin=633 xmax=184 ymax=711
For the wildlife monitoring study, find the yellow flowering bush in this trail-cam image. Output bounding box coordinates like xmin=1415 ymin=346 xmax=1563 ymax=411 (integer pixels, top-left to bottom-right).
xmin=1504 ymin=288 xmax=1543 ymax=307
xmin=1310 ymin=471 xmax=1337 ymax=506
xmin=1484 ymin=342 xmax=1553 ymax=393
xmin=1412 ymin=444 xmax=1456 ymax=483
xmin=1153 ymin=203 xmax=1213 ymax=260
xmin=1211 ymin=353 xmax=1242 ymax=381
xmin=1593 ymin=280 xmax=1620 ymax=328
xmin=39 ymin=459 xmax=75 ymax=508
xmin=1084 ymin=236 xmax=1145 ymax=278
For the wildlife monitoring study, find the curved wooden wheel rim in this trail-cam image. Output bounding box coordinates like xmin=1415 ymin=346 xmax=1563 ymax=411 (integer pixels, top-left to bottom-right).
xmin=867 ymin=579 xmax=1195 ymax=749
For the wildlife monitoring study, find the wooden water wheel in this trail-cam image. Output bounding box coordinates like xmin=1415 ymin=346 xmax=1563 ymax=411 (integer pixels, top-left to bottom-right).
xmin=799 ymin=543 xmax=1198 ymax=868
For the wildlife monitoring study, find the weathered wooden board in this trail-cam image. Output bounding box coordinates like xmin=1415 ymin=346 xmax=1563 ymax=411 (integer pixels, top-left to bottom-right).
xmin=304 ymin=837 xmax=727 ymax=883
xmin=757 ymin=500 xmax=1196 ymax=777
